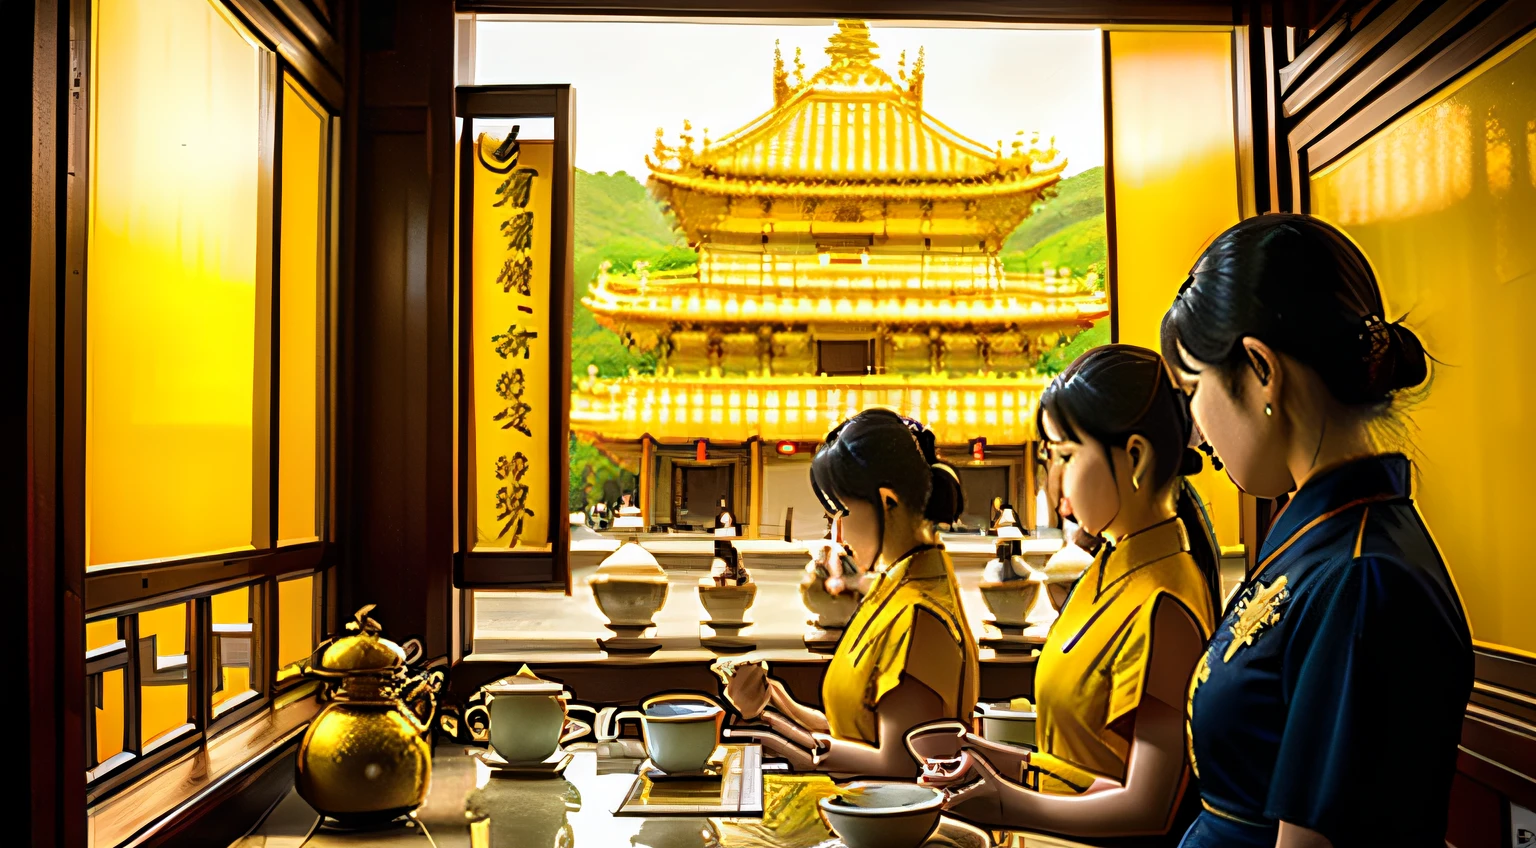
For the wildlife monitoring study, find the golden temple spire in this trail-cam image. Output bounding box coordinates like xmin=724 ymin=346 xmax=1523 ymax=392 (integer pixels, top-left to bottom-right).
xmin=773 ymin=40 xmax=791 ymax=106
xmin=792 ymin=46 xmax=805 ymax=85
xmin=825 ymin=20 xmax=878 ymax=69
xmin=910 ymin=45 xmax=925 ymax=106
xmin=679 ymin=119 xmax=694 ymax=160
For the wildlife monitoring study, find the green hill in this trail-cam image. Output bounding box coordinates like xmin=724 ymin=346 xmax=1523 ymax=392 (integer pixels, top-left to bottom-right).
xmin=570 ymin=169 xmax=689 ymax=379
xmin=1003 ymin=166 xmax=1105 ymax=255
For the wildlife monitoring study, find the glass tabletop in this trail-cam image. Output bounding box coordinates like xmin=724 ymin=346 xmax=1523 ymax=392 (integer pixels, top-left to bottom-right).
xmin=233 ymin=745 xmax=1095 ymax=848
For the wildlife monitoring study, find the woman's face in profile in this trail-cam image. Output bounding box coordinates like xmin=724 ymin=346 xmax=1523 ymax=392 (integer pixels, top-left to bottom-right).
xmin=1041 ymin=410 xmax=1119 ymax=538
xmin=836 ymin=497 xmax=883 ymax=572
xmin=1174 ymin=339 xmax=1292 ymax=499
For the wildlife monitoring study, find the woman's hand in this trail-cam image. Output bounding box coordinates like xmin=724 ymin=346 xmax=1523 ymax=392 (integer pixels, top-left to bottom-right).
xmin=718 ymin=660 xmax=771 ymax=720
xmin=761 ymin=709 xmax=819 ymax=750
xmin=723 ymin=726 xmax=816 ymax=771
xmin=919 ymin=750 xmax=1006 ymax=822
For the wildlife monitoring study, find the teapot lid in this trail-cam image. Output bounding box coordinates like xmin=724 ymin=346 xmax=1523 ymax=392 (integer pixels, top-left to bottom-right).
xmin=484 ymin=663 xmax=564 ymax=695
xmin=318 ymin=605 xmax=407 ymax=673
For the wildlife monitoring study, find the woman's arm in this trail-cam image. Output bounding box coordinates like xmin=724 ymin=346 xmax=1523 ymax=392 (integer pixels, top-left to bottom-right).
xmin=1276 ymin=823 xmax=1334 ymax=848
xmin=767 ymin=678 xmax=830 ymax=734
xmin=811 ymin=677 xmax=945 ymax=778
xmin=936 ymin=598 xmax=1204 ymax=835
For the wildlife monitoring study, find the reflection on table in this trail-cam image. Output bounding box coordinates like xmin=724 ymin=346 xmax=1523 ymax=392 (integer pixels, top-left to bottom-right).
xmin=233 ymin=745 xmax=1096 ymax=848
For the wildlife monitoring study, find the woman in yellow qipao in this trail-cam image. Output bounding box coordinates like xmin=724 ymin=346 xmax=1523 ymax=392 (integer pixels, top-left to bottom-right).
xmin=911 ymin=345 xmax=1220 ymax=841
xmin=720 ymin=409 xmax=979 ymax=778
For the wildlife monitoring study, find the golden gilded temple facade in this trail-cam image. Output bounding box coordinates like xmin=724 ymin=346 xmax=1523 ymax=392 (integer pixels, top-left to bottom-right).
xmin=575 ymin=21 xmax=1107 ymax=448
xmin=573 ymin=20 xmax=1108 ymax=532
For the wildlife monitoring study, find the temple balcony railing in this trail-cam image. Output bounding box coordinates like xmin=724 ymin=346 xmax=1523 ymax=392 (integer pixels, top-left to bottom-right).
xmin=593 ymin=264 xmax=1103 ymax=300
xmin=570 ymin=372 xmax=1049 ymax=444
xmin=584 ymin=279 xmax=1108 ymax=329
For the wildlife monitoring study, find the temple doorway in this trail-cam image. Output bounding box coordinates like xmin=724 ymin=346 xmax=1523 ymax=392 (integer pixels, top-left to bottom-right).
xmin=672 ymin=463 xmax=734 ymax=530
xmin=954 ymin=465 xmax=1010 ymax=533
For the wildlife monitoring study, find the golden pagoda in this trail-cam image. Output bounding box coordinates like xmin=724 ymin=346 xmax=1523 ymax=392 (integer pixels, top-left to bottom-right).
xmin=573 ymin=21 xmax=1108 ymax=520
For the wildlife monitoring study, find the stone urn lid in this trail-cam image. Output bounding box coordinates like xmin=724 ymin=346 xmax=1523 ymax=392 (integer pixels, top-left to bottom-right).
xmin=611 ymin=504 xmax=644 ymax=530
xmin=590 ymin=541 xmax=667 ymax=582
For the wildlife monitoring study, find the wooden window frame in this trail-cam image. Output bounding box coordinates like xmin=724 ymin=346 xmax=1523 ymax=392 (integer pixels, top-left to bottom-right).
xmin=453 ymin=85 xmax=576 ymax=593
xmin=67 ymin=0 xmax=343 ymax=809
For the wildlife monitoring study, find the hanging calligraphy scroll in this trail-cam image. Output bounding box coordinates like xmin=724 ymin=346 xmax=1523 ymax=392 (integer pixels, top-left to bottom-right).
xmin=472 ymin=132 xmax=553 ymax=551
xmin=457 ymin=86 xmax=574 ymax=589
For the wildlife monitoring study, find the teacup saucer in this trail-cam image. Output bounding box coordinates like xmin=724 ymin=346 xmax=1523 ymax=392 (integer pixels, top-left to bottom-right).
xmin=474 ymin=747 xmax=574 ymax=778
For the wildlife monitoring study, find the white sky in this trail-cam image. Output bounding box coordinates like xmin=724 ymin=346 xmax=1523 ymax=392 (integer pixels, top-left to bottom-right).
xmin=473 ymin=20 xmax=1105 ymax=179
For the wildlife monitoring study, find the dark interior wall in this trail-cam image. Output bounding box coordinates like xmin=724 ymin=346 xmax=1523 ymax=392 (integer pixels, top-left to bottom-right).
xmin=342 ymin=0 xmax=457 ymax=659
xmin=18 ymin=0 xmax=77 ymax=843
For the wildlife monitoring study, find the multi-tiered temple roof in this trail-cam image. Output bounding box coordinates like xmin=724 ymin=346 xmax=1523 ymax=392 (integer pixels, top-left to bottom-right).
xmin=645 ymin=21 xmax=1065 ymax=246
xmin=573 ymin=21 xmax=1109 ymax=445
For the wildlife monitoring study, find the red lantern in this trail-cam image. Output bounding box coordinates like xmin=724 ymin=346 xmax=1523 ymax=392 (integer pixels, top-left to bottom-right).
xmin=696 ymin=439 xmax=708 ymax=461
xmin=971 ymin=437 xmax=986 ymax=461
xmin=776 ymin=440 xmax=797 ymax=456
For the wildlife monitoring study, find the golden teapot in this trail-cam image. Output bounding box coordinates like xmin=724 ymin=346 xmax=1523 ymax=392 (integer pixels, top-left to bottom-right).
xmin=296 ymin=605 xmax=441 ymax=826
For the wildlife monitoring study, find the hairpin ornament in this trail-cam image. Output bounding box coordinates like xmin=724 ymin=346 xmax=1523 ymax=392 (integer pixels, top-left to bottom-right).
xmin=1360 ymin=313 xmax=1392 ymax=389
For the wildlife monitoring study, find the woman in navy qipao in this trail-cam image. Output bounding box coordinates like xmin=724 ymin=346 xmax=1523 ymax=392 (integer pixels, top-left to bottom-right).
xmin=1161 ymin=214 xmax=1472 ymax=848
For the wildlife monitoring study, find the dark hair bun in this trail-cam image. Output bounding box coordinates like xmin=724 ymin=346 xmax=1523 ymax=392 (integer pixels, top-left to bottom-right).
xmin=1165 ymin=214 xmax=1433 ymax=412
xmin=1179 ymin=446 xmax=1205 ymax=477
xmin=925 ymin=463 xmax=965 ymax=525
xmin=1384 ymin=321 xmax=1429 ymax=392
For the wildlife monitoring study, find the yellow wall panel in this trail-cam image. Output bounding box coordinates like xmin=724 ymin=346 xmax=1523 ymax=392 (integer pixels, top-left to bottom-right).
xmin=87 ymin=0 xmax=262 ymax=567
xmin=278 ymin=77 xmax=327 ymax=545
xmin=211 ymin=586 xmax=250 ymax=625
xmin=86 ymin=618 xmax=119 ymax=652
xmin=1312 ymin=31 xmax=1536 ymax=655
xmin=277 ymin=575 xmax=315 ymax=669
xmin=95 ymin=668 xmax=125 ymax=765
xmin=136 ymin=604 xmax=189 ymax=746
xmin=211 ymin=586 xmax=254 ymax=708
xmin=1108 ymin=31 xmax=1243 ymax=547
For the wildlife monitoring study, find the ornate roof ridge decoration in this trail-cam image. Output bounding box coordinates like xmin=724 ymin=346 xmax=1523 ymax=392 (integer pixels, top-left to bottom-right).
xmin=647 ymin=19 xmax=1066 ymax=186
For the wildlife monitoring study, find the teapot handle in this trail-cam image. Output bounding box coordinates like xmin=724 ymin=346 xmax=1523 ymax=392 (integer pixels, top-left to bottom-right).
xmin=463 ymin=703 xmax=491 ymax=743
xmin=400 ymin=638 xmax=425 ymax=666
xmin=595 ymin=707 xmax=644 ymax=742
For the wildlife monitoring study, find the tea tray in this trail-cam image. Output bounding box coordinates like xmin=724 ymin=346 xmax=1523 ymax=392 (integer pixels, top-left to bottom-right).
xmin=614 ymin=743 xmax=764 ymax=817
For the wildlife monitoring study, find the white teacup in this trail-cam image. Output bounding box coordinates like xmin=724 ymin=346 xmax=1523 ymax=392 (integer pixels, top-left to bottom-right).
xmin=612 ymin=695 xmax=724 ymax=775
xmin=468 ymin=677 xmax=590 ymax=765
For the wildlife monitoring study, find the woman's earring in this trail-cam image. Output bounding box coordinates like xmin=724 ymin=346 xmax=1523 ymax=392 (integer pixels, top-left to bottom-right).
xmin=1264 ymin=403 xmax=1273 ymax=417
xmin=1131 ymin=475 xmax=1141 ymax=492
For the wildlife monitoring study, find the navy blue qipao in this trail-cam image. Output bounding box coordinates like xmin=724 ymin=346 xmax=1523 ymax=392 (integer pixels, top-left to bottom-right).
xmin=1180 ymin=454 xmax=1472 ymax=847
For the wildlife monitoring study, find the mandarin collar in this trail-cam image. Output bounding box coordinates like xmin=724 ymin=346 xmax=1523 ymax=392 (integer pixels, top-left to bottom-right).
xmin=1260 ymin=453 xmax=1411 ymax=562
xmin=1101 ymin=518 xmax=1188 ymax=587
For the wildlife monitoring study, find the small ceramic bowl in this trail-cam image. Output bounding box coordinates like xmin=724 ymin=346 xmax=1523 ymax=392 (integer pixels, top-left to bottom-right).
xmin=590 ymin=576 xmax=669 ymax=627
xmin=978 ymin=580 xmax=1043 ymax=627
xmin=697 ymin=582 xmax=757 ymax=624
xmin=975 ymin=702 xmax=1037 ymax=748
xmin=818 ymin=782 xmax=944 ymax=848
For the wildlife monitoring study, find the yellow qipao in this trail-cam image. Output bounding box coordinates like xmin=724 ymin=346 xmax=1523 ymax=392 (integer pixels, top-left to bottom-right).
xmin=1029 ymin=520 xmax=1215 ymax=794
xmin=821 ymin=546 xmax=980 ymax=746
